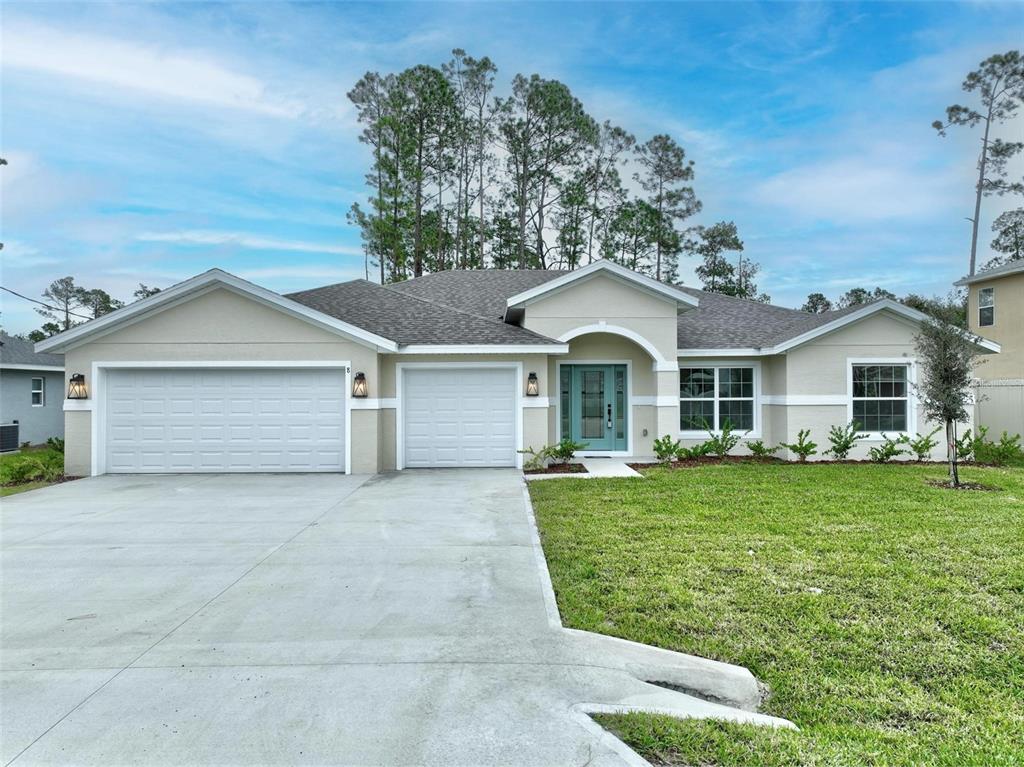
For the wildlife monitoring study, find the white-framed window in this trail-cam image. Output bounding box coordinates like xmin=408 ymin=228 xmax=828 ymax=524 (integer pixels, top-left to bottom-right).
xmin=978 ymin=287 xmax=994 ymax=327
xmin=679 ymin=364 xmax=758 ymax=434
xmin=31 ymin=377 xmax=45 ymax=407
xmin=849 ymin=362 xmax=911 ymax=434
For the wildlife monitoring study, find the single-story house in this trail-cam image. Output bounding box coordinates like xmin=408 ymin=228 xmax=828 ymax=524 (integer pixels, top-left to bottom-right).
xmin=36 ymin=260 xmax=1000 ymax=475
xmin=955 ymin=259 xmax=1024 ymax=436
xmin=1 ymin=331 xmax=65 ymax=450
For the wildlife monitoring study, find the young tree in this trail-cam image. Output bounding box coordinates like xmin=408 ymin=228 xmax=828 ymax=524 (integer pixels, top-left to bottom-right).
xmin=802 ymin=292 xmax=833 ymax=313
xmin=901 ymin=292 xmax=967 ymax=327
xmin=913 ymin=317 xmax=984 ymax=487
xmin=35 ymin=277 xmax=86 ymax=331
xmin=634 ymin=134 xmax=701 ymax=282
xmin=933 ymin=51 xmax=1024 ymax=276
xmin=985 ymin=207 xmax=1024 ymax=268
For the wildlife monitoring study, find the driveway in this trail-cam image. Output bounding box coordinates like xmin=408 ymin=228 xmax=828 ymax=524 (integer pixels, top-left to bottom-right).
xmin=2 ymin=470 xmax=787 ymax=766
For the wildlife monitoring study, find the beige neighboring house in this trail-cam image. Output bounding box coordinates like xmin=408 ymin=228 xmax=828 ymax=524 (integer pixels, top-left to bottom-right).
xmin=37 ymin=260 xmax=1000 ymax=476
xmin=956 ymin=259 xmax=1024 ymax=436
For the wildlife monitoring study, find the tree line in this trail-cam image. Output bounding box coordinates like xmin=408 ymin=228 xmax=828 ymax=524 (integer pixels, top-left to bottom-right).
xmin=346 ymin=49 xmax=770 ymax=293
xmin=19 ymin=278 xmax=160 ymax=342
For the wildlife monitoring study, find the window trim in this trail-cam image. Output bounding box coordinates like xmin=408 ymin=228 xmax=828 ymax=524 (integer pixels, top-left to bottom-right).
xmin=31 ymin=376 xmax=45 ymax=407
xmin=978 ymin=287 xmax=994 ymax=328
xmin=679 ymin=361 xmax=761 ymax=438
xmin=846 ymin=358 xmax=917 ymax=440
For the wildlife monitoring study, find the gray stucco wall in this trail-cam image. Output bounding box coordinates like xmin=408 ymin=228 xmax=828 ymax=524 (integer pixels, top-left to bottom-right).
xmin=1 ymin=369 xmax=65 ymax=446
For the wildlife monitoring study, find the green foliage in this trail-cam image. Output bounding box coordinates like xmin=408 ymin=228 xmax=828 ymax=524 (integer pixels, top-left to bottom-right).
xmin=908 ymin=428 xmax=942 ymax=461
xmin=974 ymin=430 xmax=1024 ymax=466
xmin=0 ymin=448 xmax=64 ymax=486
xmin=704 ymin=421 xmax=741 ymax=458
xmin=653 ymin=435 xmax=682 ymax=462
xmin=955 ymin=427 xmax=987 ymax=461
xmin=676 ymin=442 xmax=713 ymax=460
xmin=825 ymin=422 xmax=866 ymax=460
xmin=867 ymin=434 xmax=909 ymax=463
xmin=779 ymin=429 xmax=817 ymax=462
xmin=550 ymin=437 xmax=587 ymax=464
xmin=530 ymin=462 xmax=1024 ymax=766
xmin=745 ymin=440 xmax=778 ymax=459
xmin=46 ymin=437 xmax=65 ymax=454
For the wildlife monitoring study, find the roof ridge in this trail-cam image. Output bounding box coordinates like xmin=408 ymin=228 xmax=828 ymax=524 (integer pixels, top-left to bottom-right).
xmin=379 ymin=282 xmax=556 ymax=342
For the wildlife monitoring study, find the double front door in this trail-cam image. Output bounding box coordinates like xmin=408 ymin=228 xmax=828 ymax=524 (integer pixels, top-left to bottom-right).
xmin=560 ymin=364 xmax=628 ymax=451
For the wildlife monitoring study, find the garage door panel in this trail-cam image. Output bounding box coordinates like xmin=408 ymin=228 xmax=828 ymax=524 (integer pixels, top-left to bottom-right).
xmin=104 ymin=368 xmax=345 ymax=473
xmin=403 ymin=368 xmax=516 ymax=468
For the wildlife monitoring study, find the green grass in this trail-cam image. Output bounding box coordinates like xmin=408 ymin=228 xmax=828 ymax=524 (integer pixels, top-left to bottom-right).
xmin=529 ymin=463 xmax=1024 ymax=766
xmin=0 ymin=447 xmax=66 ymax=493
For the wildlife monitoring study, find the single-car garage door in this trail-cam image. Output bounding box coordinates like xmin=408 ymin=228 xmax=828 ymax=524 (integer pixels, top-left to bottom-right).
xmin=403 ymin=367 xmax=516 ymax=468
xmin=105 ymin=368 xmax=345 ymax=473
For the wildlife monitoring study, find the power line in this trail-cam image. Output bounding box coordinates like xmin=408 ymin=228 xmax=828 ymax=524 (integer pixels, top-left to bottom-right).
xmin=0 ymin=286 xmax=94 ymax=320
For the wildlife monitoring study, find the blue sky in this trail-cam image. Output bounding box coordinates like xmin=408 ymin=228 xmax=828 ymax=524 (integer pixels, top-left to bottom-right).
xmin=2 ymin=1 xmax=1021 ymax=334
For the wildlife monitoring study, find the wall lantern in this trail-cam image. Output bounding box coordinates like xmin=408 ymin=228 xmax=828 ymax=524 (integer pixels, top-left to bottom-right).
xmin=526 ymin=371 xmax=539 ymax=397
xmin=66 ymin=373 xmax=88 ymax=400
xmin=352 ymin=371 xmax=369 ymax=398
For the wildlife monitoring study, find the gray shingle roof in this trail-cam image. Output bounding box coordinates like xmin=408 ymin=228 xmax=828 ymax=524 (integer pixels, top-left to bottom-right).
xmin=387 ymin=270 xmax=566 ymax=321
xmin=674 ymin=287 xmax=866 ymax=349
xmin=954 ymin=259 xmax=1024 ymax=286
xmin=286 ymin=279 xmax=558 ymax=345
xmin=0 ymin=332 xmax=64 ymax=368
xmin=287 ymin=268 xmax=874 ymax=351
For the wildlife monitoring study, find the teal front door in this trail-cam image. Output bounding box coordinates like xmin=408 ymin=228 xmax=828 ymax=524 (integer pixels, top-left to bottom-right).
xmin=560 ymin=364 xmax=628 ymax=451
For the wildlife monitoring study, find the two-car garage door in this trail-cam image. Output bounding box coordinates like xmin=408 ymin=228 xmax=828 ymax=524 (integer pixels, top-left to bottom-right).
xmin=105 ymin=368 xmax=345 ymax=473
xmin=403 ymin=367 xmax=516 ymax=468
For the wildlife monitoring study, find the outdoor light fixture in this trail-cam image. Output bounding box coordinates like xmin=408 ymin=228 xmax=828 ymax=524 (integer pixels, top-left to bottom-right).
xmin=66 ymin=373 xmax=88 ymax=400
xmin=526 ymin=371 xmax=539 ymax=397
xmin=352 ymin=371 xmax=368 ymax=398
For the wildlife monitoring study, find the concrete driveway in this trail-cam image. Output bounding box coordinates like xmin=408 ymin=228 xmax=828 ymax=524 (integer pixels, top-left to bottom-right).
xmin=2 ymin=470 xmax=788 ymax=766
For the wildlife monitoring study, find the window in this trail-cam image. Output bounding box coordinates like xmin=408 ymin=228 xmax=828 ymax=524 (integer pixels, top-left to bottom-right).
xmin=978 ymin=287 xmax=994 ymax=327
xmin=31 ymin=377 xmax=45 ymax=407
xmin=851 ymin=364 xmax=909 ymax=433
xmin=680 ymin=366 xmax=756 ymax=432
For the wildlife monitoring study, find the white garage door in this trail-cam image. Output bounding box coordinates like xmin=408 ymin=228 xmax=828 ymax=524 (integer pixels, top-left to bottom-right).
xmin=104 ymin=368 xmax=345 ymax=473
xmin=403 ymin=367 xmax=516 ymax=468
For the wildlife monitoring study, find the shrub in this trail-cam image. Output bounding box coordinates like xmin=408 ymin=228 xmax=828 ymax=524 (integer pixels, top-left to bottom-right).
xmin=954 ymin=428 xmax=981 ymax=461
xmin=653 ymin=435 xmax=682 ymax=462
xmin=779 ymin=429 xmax=817 ymax=462
xmin=704 ymin=421 xmax=741 ymax=458
xmin=746 ymin=440 xmax=779 ymax=459
xmin=1 ymin=454 xmax=63 ymax=484
xmin=46 ymin=437 xmax=65 ymax=453
xmin=518 ymin=445 xmax=555 ymax=472
xmin=550 ymin=438 xmax=587 ymax=464
xmin=868 ymin=434 xmax=909 ymax=463
xmin=907 ymin=428 xmax=941 ymax=462
xmin=826 ymin=422 xmax=866 ymax=460
xmin=974 ymin=431 xmax=1024 ymax=466
xmin=677 ymin=442 xmax=713 ymax=460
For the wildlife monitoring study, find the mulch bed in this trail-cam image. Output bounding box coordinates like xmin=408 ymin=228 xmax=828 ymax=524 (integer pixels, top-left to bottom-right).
xmin=524 ymin=463 xmax=588 ymax=475
xmin=926 ymin=479 xmax=999 ymax=491
xmin=631 ymin=458 xmax=986 ymax=470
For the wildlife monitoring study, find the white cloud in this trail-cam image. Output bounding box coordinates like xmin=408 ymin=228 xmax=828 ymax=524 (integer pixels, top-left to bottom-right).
xmin=2 ymin=20 xmax=304 ymax=118
xmin=136 ymin=230 xmax=363 ymax=257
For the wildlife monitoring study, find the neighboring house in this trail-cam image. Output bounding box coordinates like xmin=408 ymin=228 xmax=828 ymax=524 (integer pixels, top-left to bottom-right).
xmin=956 ymin=260 xmax=1024 ymax=436
xmin=0 ymin=331 xmax=65 ymax=450
xmin=37 ymin=260 xmax=999 ymax=476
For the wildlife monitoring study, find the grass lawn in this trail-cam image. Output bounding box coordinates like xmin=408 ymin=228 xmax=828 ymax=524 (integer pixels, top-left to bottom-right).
xmin=0 ymin=447 xmax=67 ymax=496
xmin=529 ymin=462 xmax=1024 ymax=766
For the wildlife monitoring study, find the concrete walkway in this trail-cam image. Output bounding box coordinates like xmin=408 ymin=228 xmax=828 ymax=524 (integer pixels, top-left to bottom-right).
xmin=1 ymin=470 xmax=790 ymax=766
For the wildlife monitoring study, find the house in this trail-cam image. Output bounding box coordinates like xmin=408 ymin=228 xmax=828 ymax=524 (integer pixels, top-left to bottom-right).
xmin=1 ymin=331 xmax=65 ymax=451
xmin=955 ymin=260 xmax=1024 ymax=436
xmin=36 ymin=260 xmax=999 ymax=476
